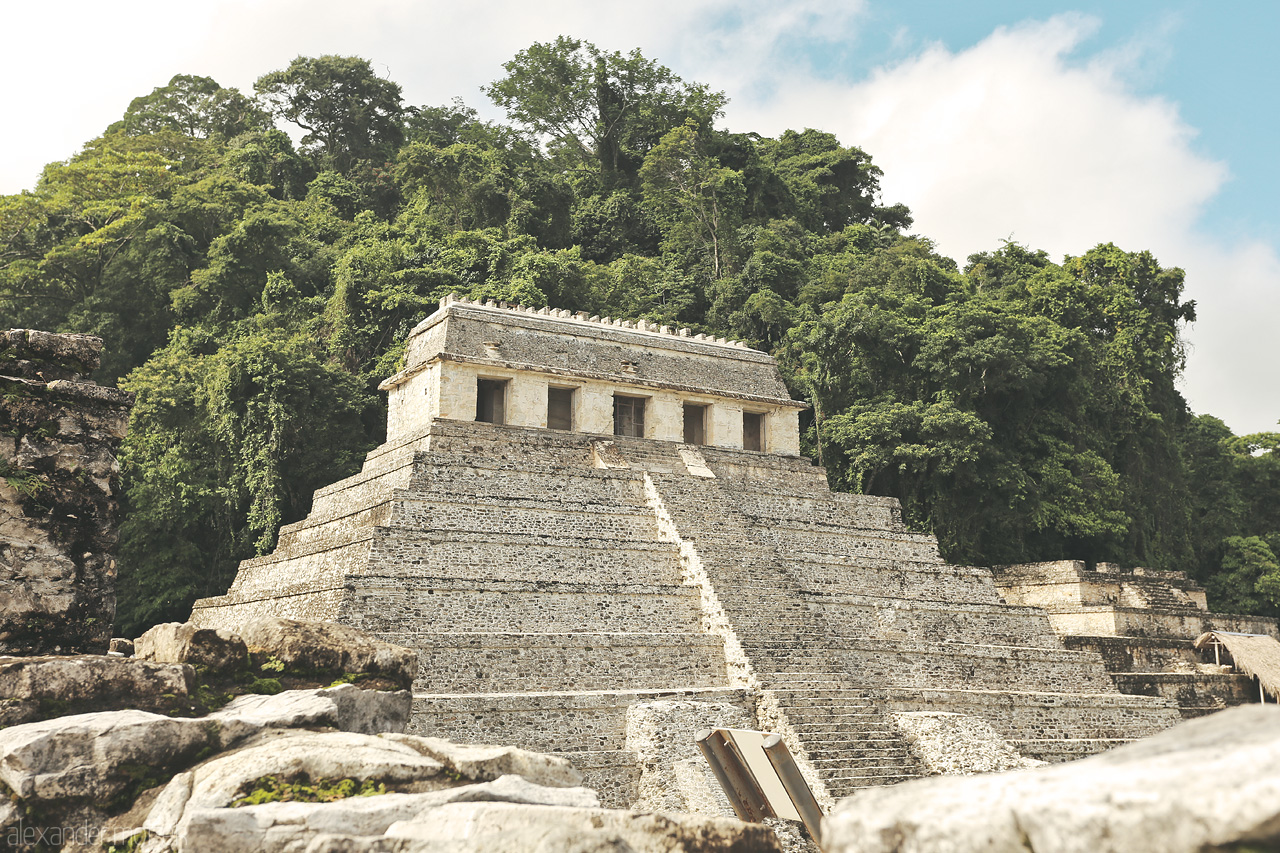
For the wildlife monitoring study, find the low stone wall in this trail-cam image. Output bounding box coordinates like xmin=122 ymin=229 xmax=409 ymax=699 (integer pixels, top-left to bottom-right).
xmin=1045 ymin=606 xmax=1280 ymax=640
xmin=887 ymin=687 xmax=1177 ymax=742
xmin=1114 ymin=672 xmax=1256 ymax=715
xmin=0 ymin=330 xmax=133 ymax=654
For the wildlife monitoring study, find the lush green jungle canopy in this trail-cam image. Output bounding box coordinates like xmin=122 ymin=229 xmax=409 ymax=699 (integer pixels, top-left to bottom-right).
xmin=1 ymin=40 xmax=1277 ymax=634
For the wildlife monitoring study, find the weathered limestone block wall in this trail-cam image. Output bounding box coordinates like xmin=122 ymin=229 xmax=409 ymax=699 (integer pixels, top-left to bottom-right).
xmin=0 ymin=330 xmax=133 ymax=654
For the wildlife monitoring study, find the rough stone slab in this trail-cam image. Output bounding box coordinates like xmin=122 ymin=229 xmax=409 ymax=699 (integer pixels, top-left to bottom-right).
xmin=825 ymin=704 xmax=1280 ymax=853
xmin=0 ymin=709 xmax=257 ymax=802
xmin=0 ymin=654 xmax=193 ymax=727
xmin=135 ymin=622 xmax=247 ymax=671
xmin=146 ymin=729 xmax=449 ymax=840
xmin=208 ymin=685 xmax=410 ymax=735
xmin=384 ymin=802 xmax=782 ymax=852
xmin=380 ymin=734 xmax=584 ymax=788
xmin=235 ymin=618 xmax=417 ymax=690
xmin=170 ymin=779 xmax=600 ymax=853
xmin=890 ymin=712 xmax=1044 ymax=775
xmin=624 ymin=700 xmax=752 ymax=814
xmin=0 ymin=329 xmax=102 ymax=376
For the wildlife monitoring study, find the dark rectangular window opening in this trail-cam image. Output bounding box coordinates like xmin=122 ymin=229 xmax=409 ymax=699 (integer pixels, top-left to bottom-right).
xmin=476 ymin=378 xmax=507 ymax=424
xmin=683 ymin=404 xmax=708 ymax=445
xmin=548 ymin=387 xmax=574 ymax=431
xmin=613 ymin=395 xmax=646 ymax=438
xmin=743 ymin=411 xmax=765 ymax=452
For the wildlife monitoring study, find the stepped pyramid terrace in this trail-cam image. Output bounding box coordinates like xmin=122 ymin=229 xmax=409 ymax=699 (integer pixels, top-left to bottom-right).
xmin=193 ymin=295 xmax=1191 ymax=808
xmin=992 ymin=561 xmax=1280 ymax=716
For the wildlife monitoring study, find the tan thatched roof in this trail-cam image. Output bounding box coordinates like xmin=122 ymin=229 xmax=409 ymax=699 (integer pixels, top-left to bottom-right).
xmin=1195 ymin=631 xmax=1280 ymax=700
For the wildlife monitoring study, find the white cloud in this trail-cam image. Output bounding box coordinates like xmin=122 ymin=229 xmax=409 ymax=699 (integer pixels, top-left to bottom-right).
xmin=1177 ymin=239 xmax=1280 ymax=433
xmin=717 ymin=14 xmax=1277 ymax=434
xmin=0 ymin=0 xmax=860 ymax=191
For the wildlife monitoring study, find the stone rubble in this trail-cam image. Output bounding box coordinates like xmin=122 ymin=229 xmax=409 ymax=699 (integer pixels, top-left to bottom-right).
xmin=889 ymin=712 xmax=1044 ymax=776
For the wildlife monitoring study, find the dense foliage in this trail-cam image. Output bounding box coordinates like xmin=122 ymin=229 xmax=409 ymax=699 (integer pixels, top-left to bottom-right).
xmin=1 ymin=44 xmax=1276 ymax=634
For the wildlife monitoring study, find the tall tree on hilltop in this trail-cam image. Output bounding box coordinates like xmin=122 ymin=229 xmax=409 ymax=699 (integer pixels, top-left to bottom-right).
xmin=485 ymin=37 xmax=726 ymax=186
xmin=757 ymin=129 xmax=912 ymax=233
xmin=111 ymin=74 xmax=271 ymax=140
xmin=255 ymin=56 xmax=408 ymax=173
xmin=640 ymin=121 xmax=745 ymax=280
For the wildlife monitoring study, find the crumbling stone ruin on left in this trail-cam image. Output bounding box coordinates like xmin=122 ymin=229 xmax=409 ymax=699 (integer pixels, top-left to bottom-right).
xmin=0 ymin=330 xmax=134 ymax=655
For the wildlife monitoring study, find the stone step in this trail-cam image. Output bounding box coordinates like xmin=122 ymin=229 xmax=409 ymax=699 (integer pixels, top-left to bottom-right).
xmin=824 ymin=768 xmax=926 ymax=778
xmin=801 ymin=741 xmax=908 ymax=755
xmin=386 ymin=494 xmax=668 ymax=540
xmin=888 ymin=687 xmax=1182 ymax=740
xmin=805 ymin=749 xmax=913 ymax=764
xmin=407 ymin=461 xmax=649 ymax=496
xmin=791 ymin=600 xmax=1065 ymax=647
xmin=1010 ymin=737 xmax=1134 ymax=763
xmin=410 ymin=687 xmax=752 ymax=753
xmin=343 ymin=579 xmax=704 ymax=634
xmin=304 ymin=460 xmax=417 ymax=522
xmin=826 ymin=779 xmax=920 ymax=797
xmin=807 ymin=757 xmax=915 ymax=773
xmin=733 ymin=498 xmax=900 ymax=531
xmin=276 ymin=502 xmax=394 ymax=550
xmin=390 ymin=631 xmax=731 ymax=693
xmin=790 ymin=731 xmax=903 ymax=744
xmin=363 ymin=531 xmax=684 ymax=586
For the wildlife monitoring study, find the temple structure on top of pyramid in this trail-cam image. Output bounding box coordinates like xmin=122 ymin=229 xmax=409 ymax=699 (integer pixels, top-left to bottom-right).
xmin=194 ymin=295 xmax=1202 ymax=809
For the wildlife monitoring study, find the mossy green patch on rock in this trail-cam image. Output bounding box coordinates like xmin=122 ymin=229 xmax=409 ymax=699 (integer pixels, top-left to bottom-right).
xmin=231 ymin=773 xmax=387 ymax=807
xmin=105 ymin=830 xmax=150 ymax=853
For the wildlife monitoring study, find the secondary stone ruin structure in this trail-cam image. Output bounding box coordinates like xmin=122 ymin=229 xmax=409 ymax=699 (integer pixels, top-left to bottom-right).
xmin=993 ymin=560 xmax=1280 ymax=716
xmin=0 ymin=330 xmax=133 ymax=655
xmin=194 ymin=296 xmax=1186 ymax=808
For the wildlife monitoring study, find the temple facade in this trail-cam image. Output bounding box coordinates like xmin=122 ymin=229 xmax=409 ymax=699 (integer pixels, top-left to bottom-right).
xmin=379 ymin=296 xmax=805 ymax=453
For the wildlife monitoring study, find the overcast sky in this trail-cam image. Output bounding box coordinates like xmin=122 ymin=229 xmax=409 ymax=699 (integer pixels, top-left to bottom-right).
xmin=3 ymin=0 xmax=1276 ymax=435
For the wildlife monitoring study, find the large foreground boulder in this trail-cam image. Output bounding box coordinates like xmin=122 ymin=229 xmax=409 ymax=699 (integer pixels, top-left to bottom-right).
xmin=0 ymin=687 xmax=407 ymax=808
xmin=290 ymin=803 xmax=779 ymax=853
xmin=825 ymin=704 xmax=1280 ymax=853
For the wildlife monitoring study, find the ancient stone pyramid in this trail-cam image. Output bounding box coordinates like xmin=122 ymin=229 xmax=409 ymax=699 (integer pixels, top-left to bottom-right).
xmin=193 ymin=297 xmax=1182 ymax=807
